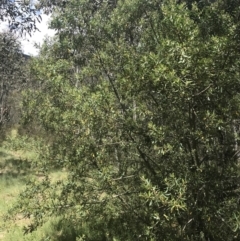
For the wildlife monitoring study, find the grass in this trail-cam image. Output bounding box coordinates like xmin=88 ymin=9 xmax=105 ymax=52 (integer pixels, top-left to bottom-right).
xmin=0 ymin=130 xmax=73 ymax=241
xmin=0 ymin=145 xmax=33 ymax=241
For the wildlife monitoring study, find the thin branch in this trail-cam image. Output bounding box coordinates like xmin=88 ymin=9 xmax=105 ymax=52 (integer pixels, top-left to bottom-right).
xmin=112 ymin=175 xmax=136 ymax=181
xmin=193 ymin=84 xmax=212 ymax=97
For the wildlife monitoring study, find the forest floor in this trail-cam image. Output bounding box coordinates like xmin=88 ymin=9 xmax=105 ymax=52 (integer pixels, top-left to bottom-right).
xmin=0 ymin=145 xmax=33 ymax=240
xmin=0 ymin=130 xmax=68 ymax=241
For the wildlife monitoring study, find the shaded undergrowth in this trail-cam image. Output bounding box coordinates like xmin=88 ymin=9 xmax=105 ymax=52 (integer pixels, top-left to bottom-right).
xmin=0 ymin=147 xmax=33 ymax=240
xmin=0 ymin=132 xmax=77 ymax=241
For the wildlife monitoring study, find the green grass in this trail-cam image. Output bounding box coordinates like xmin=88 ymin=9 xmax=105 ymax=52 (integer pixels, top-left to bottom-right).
xmin=0 ymin=146 xmax=33 ymax=240
xmin=0 ymin=131 xmax=74 ymax=241
xmin=1 ymin=217 xmax=77 ymax=241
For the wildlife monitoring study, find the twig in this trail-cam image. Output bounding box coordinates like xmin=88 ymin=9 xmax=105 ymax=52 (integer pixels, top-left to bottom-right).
xmin=193 ymin=84 xmax=212 ymax=97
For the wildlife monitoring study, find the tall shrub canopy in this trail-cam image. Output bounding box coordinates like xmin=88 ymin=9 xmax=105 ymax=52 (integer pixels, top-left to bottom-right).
xmin=18 ymin=1 xmax=240 ymax=240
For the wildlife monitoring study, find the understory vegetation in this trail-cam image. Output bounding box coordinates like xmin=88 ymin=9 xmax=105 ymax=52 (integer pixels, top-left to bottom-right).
xmin=0 ymin=132 xmax=73 ymax=241
xmin=1 ymin=0 xmax=240 ymax=240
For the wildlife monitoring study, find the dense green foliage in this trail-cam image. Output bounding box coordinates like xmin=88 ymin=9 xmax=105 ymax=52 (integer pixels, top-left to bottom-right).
xmin=14 ymin=0 xmax=240 ymax=240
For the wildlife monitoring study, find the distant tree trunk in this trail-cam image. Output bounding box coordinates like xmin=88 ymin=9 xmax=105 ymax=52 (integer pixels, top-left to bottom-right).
xmin=233 ymin=119 xmax=240 ymax=162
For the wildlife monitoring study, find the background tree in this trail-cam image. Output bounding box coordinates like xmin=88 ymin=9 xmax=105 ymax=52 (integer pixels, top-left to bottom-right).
xmin=14 ymin=0 xmax=240 ymax=240
xmin=0 ymin=32 xmax=30 ymax=138
xmin=0 ymin=0 xmax=42 ymax=35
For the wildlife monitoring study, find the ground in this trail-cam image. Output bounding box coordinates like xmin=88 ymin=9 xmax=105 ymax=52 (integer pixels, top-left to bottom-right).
xmin=0 ymin=130 xmax=68 ymax=241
